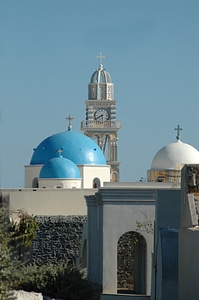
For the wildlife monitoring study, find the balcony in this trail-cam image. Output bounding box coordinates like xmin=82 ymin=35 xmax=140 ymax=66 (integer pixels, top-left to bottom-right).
xmin=81 ymin=120 xmax=121 ymax=131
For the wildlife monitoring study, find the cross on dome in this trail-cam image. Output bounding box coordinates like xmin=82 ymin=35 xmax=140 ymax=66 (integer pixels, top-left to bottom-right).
xmin=57 ymin=148 xmax=63 ymax=156
xmin=66 ymin=114 xmax=74 ymax=131
xmin=174 ymin=124 xmax=183 ymax=141
xmin=97 ymin=52 xmax=105 ymax=69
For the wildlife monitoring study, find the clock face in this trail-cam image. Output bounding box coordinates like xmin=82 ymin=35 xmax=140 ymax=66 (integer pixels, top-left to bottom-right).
xmin=94 ymin=108 xmax=109 ymax=122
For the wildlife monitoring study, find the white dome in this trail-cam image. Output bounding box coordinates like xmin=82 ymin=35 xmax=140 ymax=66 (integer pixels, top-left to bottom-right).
xmin=151 ymin=140 xmax=199 ymax=170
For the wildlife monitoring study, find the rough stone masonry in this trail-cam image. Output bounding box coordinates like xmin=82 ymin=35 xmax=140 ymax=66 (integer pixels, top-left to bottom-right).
xmin=32 ymin=215 xmax=87 ymax=265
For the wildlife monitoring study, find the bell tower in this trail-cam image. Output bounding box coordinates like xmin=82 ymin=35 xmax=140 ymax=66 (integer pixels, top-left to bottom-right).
xmin=81 ymin=53 xmax=121 ymax=182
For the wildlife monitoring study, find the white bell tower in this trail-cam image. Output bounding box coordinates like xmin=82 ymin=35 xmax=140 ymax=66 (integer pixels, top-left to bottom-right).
xmin=81 ymin=53 xmax=121 ymax=182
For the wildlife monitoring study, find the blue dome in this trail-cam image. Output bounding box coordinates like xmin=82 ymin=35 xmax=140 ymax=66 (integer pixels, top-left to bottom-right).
xmin=39 ymin=156 xmax=81 ymax=179
xmin=30 ymin=129 xmax=106 ymax=165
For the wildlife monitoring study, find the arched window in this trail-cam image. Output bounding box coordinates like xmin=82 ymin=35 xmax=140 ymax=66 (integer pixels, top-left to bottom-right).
xmin=93 ymin=178 xmax=101 ymax=188
xmin=111 ymin=171 xmax=118 ymax=182
xmin=32 ymin=177 xmax=38 ymax=188
xmin=102 ymin=134 xmax=111 ymax=161
xmin=92 ymin=134 xmax=100 ymax=146
xmin=117 ymin=231 xmax=146 ymax=294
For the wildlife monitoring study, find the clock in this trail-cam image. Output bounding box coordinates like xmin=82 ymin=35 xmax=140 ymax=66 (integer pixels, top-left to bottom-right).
xmin=94 ymin=108 xmax=109 ymax=122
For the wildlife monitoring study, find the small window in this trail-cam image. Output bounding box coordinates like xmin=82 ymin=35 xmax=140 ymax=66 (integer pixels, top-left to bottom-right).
xmin=93 ymin=178 xmax=101 ymax=188
xmin=32 ymin=177 xmax=39 ymax=188
xmin=157 ymin=177 xmax=164 ymax=182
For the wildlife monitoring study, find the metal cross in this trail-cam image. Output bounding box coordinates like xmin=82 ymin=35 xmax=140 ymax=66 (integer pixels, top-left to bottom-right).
xmin=97 ymin=52 xmax=105 ymax=65
xmin=57 ymin=148 xmax=63 ymax=156
xmin=66 ymin=114 xmax=74 ymax=130
xmin=174 ymin=124 xmax=183 ymax=141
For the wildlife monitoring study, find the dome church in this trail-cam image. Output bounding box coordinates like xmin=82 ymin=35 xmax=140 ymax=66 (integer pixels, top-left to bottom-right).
xmin=147 ymin=125 xmax=199 ymax=183
xmin=24 ymin=115 xmax=110 ymax=189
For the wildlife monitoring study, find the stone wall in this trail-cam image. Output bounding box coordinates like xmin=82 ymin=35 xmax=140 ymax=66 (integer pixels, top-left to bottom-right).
xmin=32 ymin=215 xmax=87 ymax=265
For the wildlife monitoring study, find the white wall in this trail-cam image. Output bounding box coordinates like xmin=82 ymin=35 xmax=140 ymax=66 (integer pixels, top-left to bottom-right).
xmin=7 ymin=188 xmax=96 ymax=217
xmin=39 ymin=178 xmax=81 ymax=189
xmin=25 ymin=164 xmax=110 ymax=189
xmin=25 ymin=165 xmax=42 ymax=188
xmin=102 ymin=201 xmax=155 ymax=294
xmin=86 ymin=187 xmax=156 ymax=295
xmin=78 ymin=165 xmax=110 ymax=188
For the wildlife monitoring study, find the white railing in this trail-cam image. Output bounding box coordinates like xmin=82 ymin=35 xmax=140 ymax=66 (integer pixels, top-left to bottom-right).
xmin=81 ymin=120 xmax=121 ymax=130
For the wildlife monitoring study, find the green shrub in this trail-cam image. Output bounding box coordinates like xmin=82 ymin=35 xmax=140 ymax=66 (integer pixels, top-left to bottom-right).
xmin=13 ymin=262 xmax=95 ymax=300
xmin=0 ymin=204 xmax=20 ymax=300
xmin=0 ymin=201 xmax=96 ymax=300
xmin=9 ymin=210 xmax=38 ymax=262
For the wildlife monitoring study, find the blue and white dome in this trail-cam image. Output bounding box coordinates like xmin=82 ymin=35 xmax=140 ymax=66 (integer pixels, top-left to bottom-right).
xmin=39 ymin=156 xmax=81 ymax=179
xmin=30 ymin=129 xmax=106 ymax=166
xmin=90 ymin=64 xmax=111 ymax=84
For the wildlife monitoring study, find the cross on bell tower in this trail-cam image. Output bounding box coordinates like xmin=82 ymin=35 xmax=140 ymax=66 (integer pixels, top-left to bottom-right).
xmin=97 ymin=52 xmax=105 ymax=68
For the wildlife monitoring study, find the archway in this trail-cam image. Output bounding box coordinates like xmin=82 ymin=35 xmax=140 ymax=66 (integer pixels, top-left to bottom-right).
xmin=93 ymin=178 xmax=101 ymax=188
xmin=117 ymin=231 xmax=146 ymax=294
xmin=102 ymin=134 xmax=111 ymax=161
xmin=92 ymin=134 xmax=100 ymax=146
xmin=32 ymin=177 xmax=38 ymax=188
xmin=111 ymin=171 xmax=118 ymax=182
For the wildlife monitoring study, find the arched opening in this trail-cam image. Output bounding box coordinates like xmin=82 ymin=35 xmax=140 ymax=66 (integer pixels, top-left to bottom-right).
xmin=32 ymin=177 xmax=38 ymax=188
xmin=102 ymin=134 xmax=111 ymax=161
xmin=117 ymin=231 xmax=146 ymax=294
xmin=111 ymin=171 xmax=118 ymax=182
xmin=93 ymin=178 xmax=101 ymax=188
xmin=92 ymin=134 xmax=100 ymax=146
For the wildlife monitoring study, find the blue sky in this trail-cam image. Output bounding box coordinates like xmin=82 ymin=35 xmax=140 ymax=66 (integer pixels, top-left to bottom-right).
xmin=0 ymin=0 xmax=199 ymax=187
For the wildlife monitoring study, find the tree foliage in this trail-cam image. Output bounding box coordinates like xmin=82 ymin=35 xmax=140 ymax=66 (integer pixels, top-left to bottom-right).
xmin=0 ymin=205 xmax=17 ymax=300
xmin=0 ymin=204 xmax=96 ymax=300
xmin=9 ymin=209 xmax=39 ymax=262
xmin=0 ymin=204 xmax=38 ymax=299
xmin=12 ymin=262 xmax=95 ymax=300
xmin=11 ymin=210 xmax=39 ymax=248
xmin=136 ymin=220 xmax=154 ymax=234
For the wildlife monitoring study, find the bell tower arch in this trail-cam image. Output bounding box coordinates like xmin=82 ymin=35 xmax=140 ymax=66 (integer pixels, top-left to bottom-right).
xmin=81 ymin=53 xmax=121 ymax=181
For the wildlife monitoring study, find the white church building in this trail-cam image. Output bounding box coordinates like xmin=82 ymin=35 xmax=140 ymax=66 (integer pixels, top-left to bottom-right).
xmin=1 ymin=55 xmax=199 ymax=300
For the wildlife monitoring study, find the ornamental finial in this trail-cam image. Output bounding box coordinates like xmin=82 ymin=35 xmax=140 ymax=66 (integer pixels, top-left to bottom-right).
xmin=66 ymin=114 xmax=74 ymax=131
xmin=174 ymin=124 xmax=183 ymax=141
